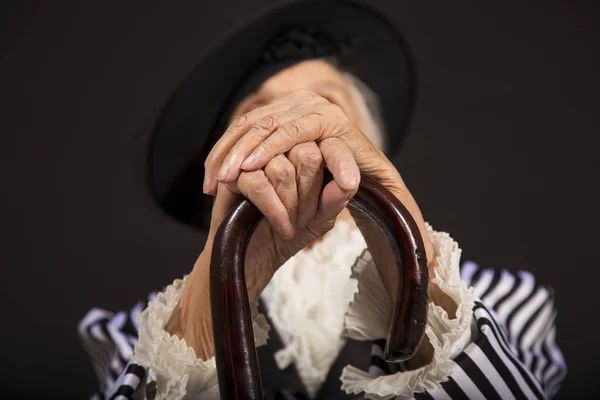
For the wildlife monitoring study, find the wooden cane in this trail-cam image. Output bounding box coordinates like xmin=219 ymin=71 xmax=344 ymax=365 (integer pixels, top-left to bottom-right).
xmin=210 ymin=174 xmax=429 ymax=399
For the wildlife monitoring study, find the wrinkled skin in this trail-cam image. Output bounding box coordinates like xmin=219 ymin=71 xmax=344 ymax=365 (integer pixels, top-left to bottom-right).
xmin=166 ymin=60 xmax=452 ymax=364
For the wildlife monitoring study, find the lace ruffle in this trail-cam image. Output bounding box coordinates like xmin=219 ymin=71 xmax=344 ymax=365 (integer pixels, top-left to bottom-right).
xmin=263 ymin=220 xmax=367 ymax=398
xmin=131 ymin=276 xmax=270 ymax=399
xmin=340 ymin=225 xmax=475 ymax=399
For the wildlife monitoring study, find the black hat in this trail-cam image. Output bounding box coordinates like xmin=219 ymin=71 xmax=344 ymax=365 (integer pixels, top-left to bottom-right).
xmin=148 ymin=0 xmax=416 ymax=230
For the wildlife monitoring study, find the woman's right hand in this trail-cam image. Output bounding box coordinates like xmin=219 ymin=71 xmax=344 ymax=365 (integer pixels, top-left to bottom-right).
xmin=167 ymin=141 xmax=356 ymax=360
xmin=209 ymin=140 xmax=359 ymax=301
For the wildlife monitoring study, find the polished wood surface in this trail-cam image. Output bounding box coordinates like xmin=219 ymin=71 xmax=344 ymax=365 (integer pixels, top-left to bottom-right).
xmin=210 ymin=174 xmax=429 ymax=399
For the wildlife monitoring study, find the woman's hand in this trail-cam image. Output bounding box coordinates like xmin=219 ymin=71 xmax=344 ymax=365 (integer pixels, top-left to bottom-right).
xmin=203 ymin=89 xmax=453 ymax=326
xmin=203 ymin=89 xmax=434 ymax=263
xmin=168 ymin=88 xmax=448 ymax=362
xmin=167 ymin=140 xmax=355 ymax=360
xmin=210 ymin=141 xmax=358 ymax=300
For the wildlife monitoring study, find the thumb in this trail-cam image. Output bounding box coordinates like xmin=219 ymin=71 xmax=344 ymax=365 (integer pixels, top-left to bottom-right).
xmin=308 ymin=180 xmax=352 ymax=237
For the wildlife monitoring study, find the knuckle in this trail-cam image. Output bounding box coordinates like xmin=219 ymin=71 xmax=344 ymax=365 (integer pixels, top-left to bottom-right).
xmin=267 ymin=157 xmax=294 ymax=183
xmin=299 ymin=148 xmax=323 ymax=170
xmin=231 ymin=114 xmax=248 ymax=129
xmin=257 ymin=140 xmax=273 ymax=154
xmin=283 ymin=119 xmax=302 ymax=138
xmin=246 ymin=171 xmax=270 ymax=193
xmin=308 ymin=148 xmax=324 ymax=163
xmin=299 ymin=164 xmax=319 ymax=179
xmin=318 ymin=137 xmax=337 ymax=153
xmin=278 ymin=162 xmax=295 ymax=183
xmin=275 ymin=169 xmax=294 ymax=186
xmin=254 ymin=115 xmax=277 ymax=131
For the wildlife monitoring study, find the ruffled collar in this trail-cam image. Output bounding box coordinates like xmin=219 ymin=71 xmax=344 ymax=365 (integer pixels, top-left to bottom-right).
xmin=260 ymin=220 xmax=367 ymax=398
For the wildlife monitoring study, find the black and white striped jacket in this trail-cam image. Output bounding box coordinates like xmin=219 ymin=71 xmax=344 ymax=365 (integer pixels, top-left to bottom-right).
xmin=79 ymin=261 xmax=566 ymax=399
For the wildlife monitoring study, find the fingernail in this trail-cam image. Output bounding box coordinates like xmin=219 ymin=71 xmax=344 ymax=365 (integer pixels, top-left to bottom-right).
xmin=241 ymin=149 xmax=262 ymax=170
xmin=216 ymin=163 xmax=230 ymax=181
xmin=202 ymin=176 xmax=210 ymax=194
xmin=342 ymin=170 xmax=358 ymax=191
xmin=282 ymin=221 xmax=295 ymax=239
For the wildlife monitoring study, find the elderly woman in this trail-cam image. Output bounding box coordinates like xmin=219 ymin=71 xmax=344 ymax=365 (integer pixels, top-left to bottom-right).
xmin=79 ymin=1 xmax=565 ymax=399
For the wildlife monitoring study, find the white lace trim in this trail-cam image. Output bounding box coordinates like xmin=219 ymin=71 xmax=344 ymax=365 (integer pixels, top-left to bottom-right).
xmin=263 ymin=220 xmax=366 ymax=398
xmin=131 ymin=275 xmax=270 ymax=400
xmin=131 ymin=223 xmax=472 ymax=400
xmin=340 ymin=225 xmax=475 ymax=400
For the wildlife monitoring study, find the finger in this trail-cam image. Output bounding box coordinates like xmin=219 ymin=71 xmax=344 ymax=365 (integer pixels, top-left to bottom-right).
xmin=239 ymin=114 xmax=324 ymax=172
xmin=317 ymin=137 xmax=360 ymax=193
xmin=314 ymin=180 xmax=352 ymax=224
xmin=204 ymin=102 xmax=291 ymax=195
xmin=236 ymin=169 xmax=295 ymax=239
xmin=264 ymin=155 xmax=298 ymax=230
xmin=217 ymin=114 xmax=282 ymax=184
xmin=287 ymin=142 xmax=323 ymax=229
xmin=204 ymin=114 xmax=253 ymax=195
xmin=204 ymin=89 xmax=323 ymax=194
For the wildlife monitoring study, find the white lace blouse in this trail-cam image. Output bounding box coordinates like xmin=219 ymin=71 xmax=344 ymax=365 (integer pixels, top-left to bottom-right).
xmin=130 ymin=221 xmax=475 ymax=399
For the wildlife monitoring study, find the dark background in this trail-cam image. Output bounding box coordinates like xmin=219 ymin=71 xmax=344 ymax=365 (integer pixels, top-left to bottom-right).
xmin=1 ymin=1 xmax=598 ymax=398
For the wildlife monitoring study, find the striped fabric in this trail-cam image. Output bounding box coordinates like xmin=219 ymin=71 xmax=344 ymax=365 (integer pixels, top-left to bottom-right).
xmin=79 ymin=262 xmax=566 ymax=399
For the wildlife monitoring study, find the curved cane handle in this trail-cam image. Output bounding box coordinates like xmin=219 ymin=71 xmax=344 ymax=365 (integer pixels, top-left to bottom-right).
xmin=210 ymin=174 xmax=429 ymax=399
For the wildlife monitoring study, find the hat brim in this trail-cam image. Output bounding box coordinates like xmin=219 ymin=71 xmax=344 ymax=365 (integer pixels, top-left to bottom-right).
xmin=148 ymin=0 xmax=416 ymax=230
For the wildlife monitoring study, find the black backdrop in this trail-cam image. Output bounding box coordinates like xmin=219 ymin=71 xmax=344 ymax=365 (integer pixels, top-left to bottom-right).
xmin=1 ymin=1 xmax=599 ymax=398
